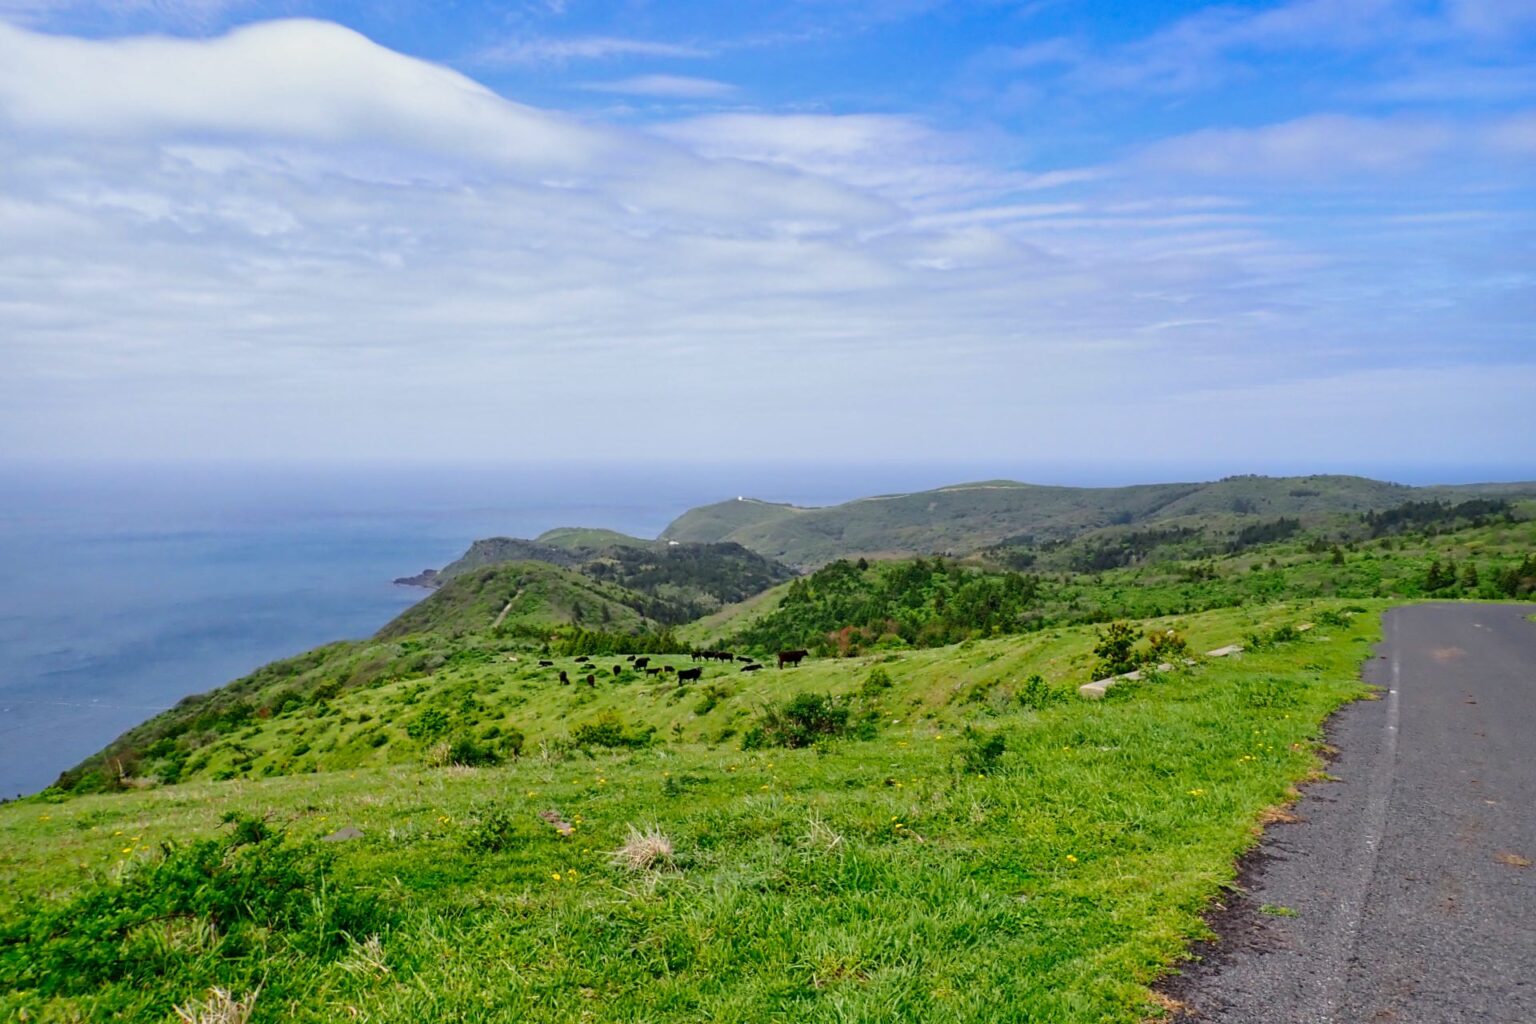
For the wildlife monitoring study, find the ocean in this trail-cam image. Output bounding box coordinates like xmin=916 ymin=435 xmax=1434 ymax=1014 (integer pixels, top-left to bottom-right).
xmin=0 ymin=461 xmax=985 ymax=798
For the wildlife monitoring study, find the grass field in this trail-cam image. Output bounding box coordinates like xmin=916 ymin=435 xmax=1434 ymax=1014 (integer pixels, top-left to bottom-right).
xmin=1 ymin=600 xmax=1382 ymax=1022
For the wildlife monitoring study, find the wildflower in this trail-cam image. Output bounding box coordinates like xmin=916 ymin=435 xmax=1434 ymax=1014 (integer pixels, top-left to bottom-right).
xmin=551 ymin=872 xmax=562 ymax=882
xmin=1187 ymin=788 xmax=1206 ymax=797
xmin=894 ymin=823 xmax=905 ymax=830
xmin=1065 ymin=854 xmax=1077 ymax=863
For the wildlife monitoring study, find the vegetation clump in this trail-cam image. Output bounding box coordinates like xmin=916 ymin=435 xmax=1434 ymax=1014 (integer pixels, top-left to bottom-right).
xmin=0 ymin=814 xmax=382 ymax=1000
xmin=742 ymin=692 xmax=874 ymax=749
xmin=570 ymin=711 xmax=654 ymax=750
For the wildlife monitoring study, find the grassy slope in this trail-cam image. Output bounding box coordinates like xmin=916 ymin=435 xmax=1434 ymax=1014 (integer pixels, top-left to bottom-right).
xmin=660 ymin=497 xmax=802 ymax=544
xmin=1 ymin=602 xmax=1378 ymax=1023
xmin=535 ymin=527 xmax=651 ymax=550
xmin=659 ymin=476 xmax=1536 ymax=568
xmin=378 ymin=562 xmax=656 ymax=640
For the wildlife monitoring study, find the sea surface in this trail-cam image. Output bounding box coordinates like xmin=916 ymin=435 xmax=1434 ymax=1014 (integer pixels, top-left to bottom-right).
xmin=0 ymin=460 xmax=999 ymax=798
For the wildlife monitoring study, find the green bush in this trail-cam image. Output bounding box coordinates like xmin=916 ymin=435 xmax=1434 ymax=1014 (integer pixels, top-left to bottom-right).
xmin=0 ymin=814 xmax=383 ymax=997
xmin=1091 ymin=621 xmax=1143 ymax=678
xmin=462 ymin=805 xmax=520 ymax=853
xmin=571 ymin=711 xmax=653 ymax=750
xmin=744 ymin=692 xmax=867 ymax=749
xmin=860 ymin=667 xmax=893 ymax=698
xmin=406 ymin=709 xmax=450 ymax=741
xmin=1017 ymin=673 xmax=1063 ymax=711
xmin=445 ymin=733 xmax=501 ymax=767
xmin=958 ymin=727 xmax=1007 ymax=774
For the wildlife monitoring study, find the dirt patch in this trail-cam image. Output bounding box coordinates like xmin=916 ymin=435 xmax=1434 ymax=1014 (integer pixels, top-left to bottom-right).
xmin=1430 ymin=646 xmax=1465 ymax=662
xmin=1494 ymin=851 xmax=1532 ymax=868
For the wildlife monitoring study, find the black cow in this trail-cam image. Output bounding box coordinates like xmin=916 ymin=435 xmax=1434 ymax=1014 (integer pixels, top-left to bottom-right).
xmin=677 ymin=666 xmax=702 ymax=683
xmin=737 ymin=655 xmax=754 ymax=663
xmin=612 ymin=664 xmax=623 ymax=677
xmin=574 ymin=655 xmax=590 ymax=663
xmin=777 ymin=649 xmax=808 ymax=669
xmin=538 ymin=659 xmax=554 ymax=667
xmin=586 ymin=673 xmax=596 ymax=687
xmin=634 ymin=657 xmax=650 ymax=670
xmin=662 ymin=665 xmax=675 ymax=673
xmin=559 ymin=670 xmax=569 ymax=685
xmin=645 ymin=667 xmax=662 ymax=676
xmin=625 ymin=655 xmax=636 ymax=662
xmin=741 ymin=663 xmax=762 ymax=673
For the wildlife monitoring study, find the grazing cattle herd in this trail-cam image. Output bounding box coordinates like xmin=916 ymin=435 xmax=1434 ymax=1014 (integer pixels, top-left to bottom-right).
xmin=538 ymin=647 xmax=811 ymax=687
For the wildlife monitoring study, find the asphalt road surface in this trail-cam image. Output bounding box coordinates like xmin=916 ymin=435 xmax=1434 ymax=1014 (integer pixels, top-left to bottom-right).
xmin=1166 ymin=603 xmax=1536 ymax=1023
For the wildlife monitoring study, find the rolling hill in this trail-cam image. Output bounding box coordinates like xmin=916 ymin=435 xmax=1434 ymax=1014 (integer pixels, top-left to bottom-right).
xmin=658 ymin=475 xmax=1536 ymax=567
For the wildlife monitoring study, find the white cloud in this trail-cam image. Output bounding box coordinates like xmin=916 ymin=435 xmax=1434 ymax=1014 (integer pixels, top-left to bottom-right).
xmin=653 ymin=113 xmax=1098 ymax=212
xmin=476 ymin=34 xmax=709 ymax=66
xmin=0 ymin=18 xmax=1529 ymax=464
xmin=1139 ymin=114 xmax=1454 ymax=178
xmin=579 ymin=74 xmax=737 ymax=99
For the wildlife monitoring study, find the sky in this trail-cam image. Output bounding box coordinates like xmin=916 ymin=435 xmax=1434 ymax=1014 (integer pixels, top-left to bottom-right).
xmin=1 ymin=0 xmax=1532 ymax=476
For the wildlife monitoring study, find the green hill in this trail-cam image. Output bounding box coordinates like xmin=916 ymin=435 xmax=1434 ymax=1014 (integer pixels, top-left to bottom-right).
xmin=659 ymin=496 xmax=800 ymax=544
xmin=535 ymin=527 xmax=651 ymax=550
xmin=378 ymin=562 xmax=657 ymax=640
xmin=658 ymin=475 xmax=1536 ymax=568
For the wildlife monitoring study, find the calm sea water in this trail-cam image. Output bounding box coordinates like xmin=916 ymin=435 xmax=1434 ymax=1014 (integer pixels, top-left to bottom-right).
xmin=0 ymin=461 xmax=995 ymax=797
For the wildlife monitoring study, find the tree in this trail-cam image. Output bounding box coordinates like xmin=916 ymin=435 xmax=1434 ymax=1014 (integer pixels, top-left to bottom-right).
xmin=1092 ymin=621 xmax=1143 ymax=678
xmin=1461 ymin=562 xmax=1480 ymax=591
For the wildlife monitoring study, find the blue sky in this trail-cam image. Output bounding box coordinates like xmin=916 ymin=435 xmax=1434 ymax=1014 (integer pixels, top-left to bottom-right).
xmin=0 ymin=1 xmax=1532 ymax=476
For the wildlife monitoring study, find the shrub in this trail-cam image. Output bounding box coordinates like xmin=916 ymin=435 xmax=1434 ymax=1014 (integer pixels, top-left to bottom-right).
xmin=1017 ymin=673 xmax=1062 ymax=712
xmin=692 ymin=685 xmax=729 ymax=717
xmin=958 ymin=727 xmax=1006 ymax=774
xmin=445 ymin=733 xmax=501 ymax=767
xmin=462 ymin=805 xmax=520 ymax=853
xmin=405 ymin=709 xmax=450 ymax=742
xmin=860 ymin=667 xmax=893 ymax=698
xmin=1091 ymin=621 xmax=1143 ymax=678
xmin=571 ymin=711 xmax=653 ymax=750
xmin=1145 ymin=628 xmax=1189 ymax=663
xmin=745 ymin=692 xmax=858 ymax=749
xmin=0 ymin=814 xmax=383 ymax=997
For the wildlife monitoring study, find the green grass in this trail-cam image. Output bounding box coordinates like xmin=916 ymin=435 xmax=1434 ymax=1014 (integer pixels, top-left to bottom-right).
xmin=2 ymin=602 xmax=1381 ymax=1022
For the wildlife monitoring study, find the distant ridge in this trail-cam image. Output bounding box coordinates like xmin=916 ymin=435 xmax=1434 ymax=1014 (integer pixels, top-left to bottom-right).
xmin=657 ymin=474 xmax=1536 ymax=567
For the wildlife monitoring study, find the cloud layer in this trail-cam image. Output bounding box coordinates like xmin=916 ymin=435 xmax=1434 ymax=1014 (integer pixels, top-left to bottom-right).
xmin=0 ymin=11 xmax=1531 ymax=468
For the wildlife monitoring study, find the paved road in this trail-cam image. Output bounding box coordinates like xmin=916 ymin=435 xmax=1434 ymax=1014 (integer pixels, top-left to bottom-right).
xmin=1166 ymin=603 xmax=1536 ymax=1023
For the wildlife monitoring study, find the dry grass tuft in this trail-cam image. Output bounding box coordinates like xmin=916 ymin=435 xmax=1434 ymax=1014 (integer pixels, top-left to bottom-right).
xmin=611 ymin=824 xmax=675 ymax=872
xmin=802 ymin=814 xmax=845 ymax=852
xmin=338 ymin=934 xmax=390 ymax=979
xmin=173 ymin=986 xmax=260 ymax=1024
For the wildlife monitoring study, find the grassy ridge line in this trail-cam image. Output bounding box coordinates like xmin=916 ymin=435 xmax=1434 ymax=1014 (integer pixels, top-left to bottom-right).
xmin=0 ymin=603 xmax=1380 ymax=1022
xmin=658 ymin=476 xmax=1536 ymax=568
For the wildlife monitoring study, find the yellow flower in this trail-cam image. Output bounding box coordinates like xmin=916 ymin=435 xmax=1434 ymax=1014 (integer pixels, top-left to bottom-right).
xmin=1065 ymin=854 xmax=1077 ymax=863
xmin=1187 ymin=788 xmax=1206 ymax=797
xmin=894 ymin=823 xmax=904 ymax=830
xmin=551 ymin=872 xmax=562 ymax=881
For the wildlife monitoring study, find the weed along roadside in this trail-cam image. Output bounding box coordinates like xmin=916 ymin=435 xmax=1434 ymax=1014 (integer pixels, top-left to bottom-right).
xmin=0 ymin=597 xmax=1386 ymax=1022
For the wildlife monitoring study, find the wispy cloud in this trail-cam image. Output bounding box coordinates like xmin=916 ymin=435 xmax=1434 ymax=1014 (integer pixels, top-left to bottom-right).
xmin=0 ymin=16 xmax=1530 ymax=465
xmin=476 ymin=34 xmax=709 ymax=66
xmin=579 ymin=74 xmax=736 ymax=99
